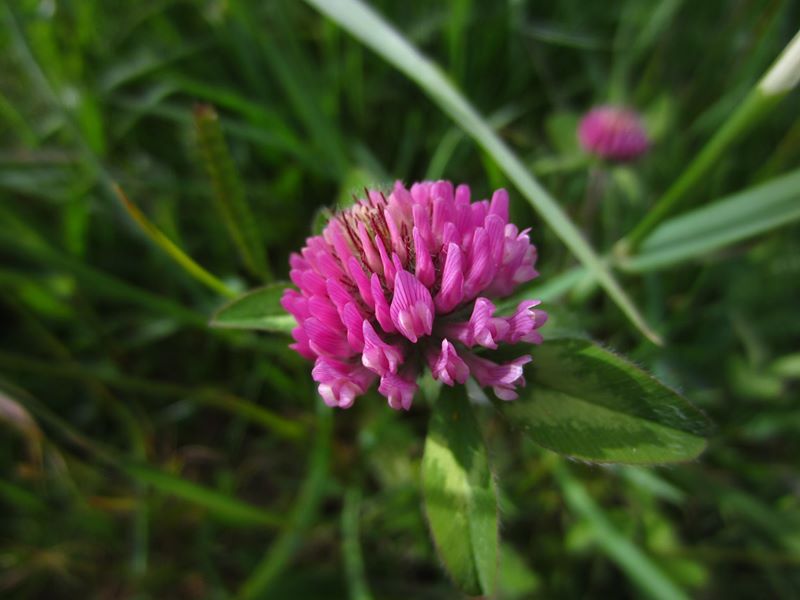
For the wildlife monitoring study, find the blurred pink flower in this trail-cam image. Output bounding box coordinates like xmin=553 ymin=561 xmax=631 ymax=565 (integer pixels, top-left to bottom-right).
xmin=578 ymin=106 xmax=649 ymax=161
xmin=282 ymin=181 xmax=547 ymax=410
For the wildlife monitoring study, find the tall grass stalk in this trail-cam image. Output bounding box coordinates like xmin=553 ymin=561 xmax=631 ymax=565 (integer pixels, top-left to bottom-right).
xmin=621 ymin=29 xmax=800 ymax=252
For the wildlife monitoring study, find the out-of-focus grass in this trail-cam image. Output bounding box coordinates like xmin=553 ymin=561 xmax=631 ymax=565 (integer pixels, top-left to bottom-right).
xmin=1 ymin=0 xmax=799 ymax=598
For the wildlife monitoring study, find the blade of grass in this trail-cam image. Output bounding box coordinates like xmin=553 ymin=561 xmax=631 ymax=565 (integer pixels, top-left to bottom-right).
xmin=111 ymin=93 xmax=329 ymax=176
xmin=122 ymin=462 xmax=283 ymax=528
xmin=0 ymin=220 xmax=206 ymax=327
xmin=238 ymin=399 xmax=332 ymax=599
xmin=303 ymin=0 xmax=660 ymax=344
xmin=0 ymin=350 xmax=306 ymax=442
xmin=622 ymin=168 xmax=800 ymax=272
xmin=9 ymin=299 xmax=153 ymax=575
xmin=426 ymin=105 xmax=524 ymax=180
xmin=621 ymin=29 xmax=800 ymax=251
xmin=0 ymin=479 xmax=49 ymax=514
xmin=554 ymin=462 xmax=689 ymax=600
xmin=342 ymin=487 xmax=374 ymax=600
xmin=3 ymin=381 xmax=284 ymax=529
xmin=113 ymin=183 xmax=236 ymax=297
xmin=230 ymin=3 xmax=350 ymax=174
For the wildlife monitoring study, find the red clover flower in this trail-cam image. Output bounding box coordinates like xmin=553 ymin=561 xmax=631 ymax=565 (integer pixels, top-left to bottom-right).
xmin=281 ymin=181 xmax=547 ymax=410
xmin=578 ymin=105 xmax=649 ymax=161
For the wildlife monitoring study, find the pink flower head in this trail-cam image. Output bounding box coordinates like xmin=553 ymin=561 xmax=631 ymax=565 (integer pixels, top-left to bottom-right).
xmin=281 ymin=181 xmax=547 ymax=411
xmin=578 ymin=106 xmax=649 ymax=161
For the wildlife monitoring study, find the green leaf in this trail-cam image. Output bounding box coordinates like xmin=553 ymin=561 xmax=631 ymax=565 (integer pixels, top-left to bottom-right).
xmin=499 ymin=338 xmax=711 ymax=464
xmin=303 ymin=0 xmax=661 ymax=345
xmin=623 ymin=168 xmax=800 ymax=272
xmin=422 ymin=387 xmax=498 ymax=596
xmin=209 ymin=283 xmax=295 ymax=333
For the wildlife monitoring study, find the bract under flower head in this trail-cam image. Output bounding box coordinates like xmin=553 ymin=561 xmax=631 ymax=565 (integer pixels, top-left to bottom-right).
xmin=578 ymin=106 xmax=649 ymax=161
xmin=281 ymin=181 xmax=547 ymax=410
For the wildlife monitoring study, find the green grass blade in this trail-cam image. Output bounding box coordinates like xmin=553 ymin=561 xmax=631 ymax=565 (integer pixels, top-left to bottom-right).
xmin=554 ymin=463 xmax=689 ymax=600
xmin=303 ymin=0 xmax=660 ymax=344
xmin=113 ymin=184 xmax=236 ymax=297
xmin=0 ymin=350 xmax=305 ymax=442
xmin=622 ymin=29 xmax=800 ymax=250
xmin=238 ymin=401 xmax=332 ymax=598
xmin=4 ymin=382 xmax=284 ymax=529
xmin=229 ymin=4 xmax=349 ymax=175
xmin=623 ymin=168 xmax=800 ymax=272
xmin=194 ymin=104 xmax=271 ymax=280
xmin=121 ymin=461 xmax=283 ymax=528
xmin=342 ymin=487 xmax=374 ymax=600
xmin=0 ymin=223 xmax=206 ymax=327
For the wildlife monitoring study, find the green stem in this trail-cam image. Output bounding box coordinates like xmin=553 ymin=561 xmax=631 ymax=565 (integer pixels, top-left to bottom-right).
xmin=554 ymin=462 xmax=688 ymax=600
xmin=342 ymin=487 xmax=374 ymax=600
xmin=113 ymin=184 xmax=237 ymax=298
xmin=623 ymin=89 xmax=781 ymax=250
xmin=238 ymin=400 xmax=333 ymax=599
xmin=622 ymin=28 xmax=800 ymax=252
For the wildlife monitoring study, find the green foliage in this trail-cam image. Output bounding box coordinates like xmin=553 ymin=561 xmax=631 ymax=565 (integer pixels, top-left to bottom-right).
xmin=500 ymin=339 xmax=710 ymax=464
xmin=210 ymin=282 xmax=296 ymax=333
xmin=1 ymin=0 xmax=799 ymax=597
xmin=307 ymin=0 xmax=662 ymax=344
xmin=422 ymin=387 xmax=498 ymax=596
xmin=625 ymin=168 xmax=800 ymax=272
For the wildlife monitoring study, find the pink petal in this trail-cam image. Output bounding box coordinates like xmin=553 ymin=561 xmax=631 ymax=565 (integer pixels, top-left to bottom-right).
xmin=357 ymin=221 xmax=382 ymax=274
xmin=390 ymin=270 xmax=434 ymax=343
xmin=347 ymin=257 xmax=374 ymax=310
xmin=304 ymin=316 xmax=354 ymax=358
xmin=384 ymin=209 xmax=407 ymax=263
xmin=465 ymin=353 xmax=532 ymax=401
xmin=429 ymin=339 xmax=470 ymax=386
xmin=506 ymin=300 xmax=548 ymax=344
xmin=371 ymin=273 xmax=396 ymax=334
xmin=342 ymin=303 xmax=366 ymax=351
xmin=413 ymin=226 xmax=435 ymax=287
xmin=435 ymin=243 xmax=464 ymax=313
xmin=412 ymin=203 xmax=433 ymax=252
xmin=464 ymin=228 xmax=492 ymax=298
xmin=289 ymin=326 xmax=315 ymax=360
xmin=489 ymin=188 xmax=509 ymax=222
xmin=307 ymin=296 xmax=342 ymax=330
xmin=280 ymin=289 xmax=310 ymax=321
xmin=361 ymin=320 xmax=404 ymax=376
xmin=299 ymin=270 xmax=327 ymax=296
xmin=312 ymin=357 xmax=375 ymax=408
xmin=378 ymin=372 xmax=418 ymax=411
xmin=326 ymin=278 xmax=357 ymax=318
xmin=375 ymin=236 xmax=396 ymax=290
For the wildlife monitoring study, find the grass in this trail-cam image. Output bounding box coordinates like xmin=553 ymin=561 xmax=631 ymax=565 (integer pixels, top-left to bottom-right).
xmin=1 ymin=0 xmax=799 ymax=598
